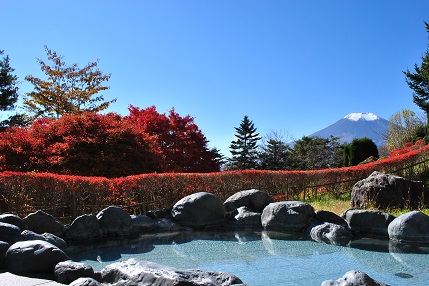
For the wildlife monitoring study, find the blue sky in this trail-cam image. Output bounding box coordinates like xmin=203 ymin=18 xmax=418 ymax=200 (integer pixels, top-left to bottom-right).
xmin=3 ymin=1 xmax=429 ymax=157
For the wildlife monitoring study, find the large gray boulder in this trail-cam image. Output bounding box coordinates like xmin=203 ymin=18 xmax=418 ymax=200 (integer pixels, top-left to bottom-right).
xmin=0 ymin=222 xmax=22 ymax=244
xmin=21 ymin=230 xmax=66 ymax=248
xmin=131 ymin=214 xmax=156 ymax=231
xmin=261 ymin=201 xmax=314 ymax=232
xmin=0 ymin=213 xmax=25 ymax=231
xmin=100 ymin=258 xmax=243 ymax=286
xmin=54 ymin=260 xmax=95 ymax=284
xmin=226 ymin=206 xmax=262 ymax=229
xmin=24 ymin=210 xmax=66 ymax=236
xmin=0 ymin=241 xmax=10 ymax=268
xmin=321 ymin=270 xmax=388 ymax=286
xmin=309 ymin=223 xmax=352 ymax=246
xmin=351 ymin=171 xmax=427 ymax=209
xmin=69 ymin=277 xmax=101 ymax=286
xmin=314 ymin=210 xmax=348 ymax=227
xmin=171 ymin=192 xmax=226 ymax=228
xmin=96 ymin=206 xmax=134 ymax=237
xmin=65 ymin=214 xmax=103 ymax=241
xmin=5 ymin=240 xmax=69 ymax=274
xmin=388 ymin=210 xmax=429 ymax=243
xmin=342 ymin=209 xmax=395 ymax=237
xmin=224 ymin=189 xmax=274 ymax=213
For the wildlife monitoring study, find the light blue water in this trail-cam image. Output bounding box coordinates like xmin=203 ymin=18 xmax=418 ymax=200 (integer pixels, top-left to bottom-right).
xmin=67 ymin=231 xmax=429 ymax=286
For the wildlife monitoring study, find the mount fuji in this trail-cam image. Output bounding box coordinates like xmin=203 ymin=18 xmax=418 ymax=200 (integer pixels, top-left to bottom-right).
xmin=310 ymin=112 xmax=389 ymax=146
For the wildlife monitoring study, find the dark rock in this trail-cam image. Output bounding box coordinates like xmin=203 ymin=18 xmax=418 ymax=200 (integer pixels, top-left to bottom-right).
xmin=21 ymin=230 xmax=66 ymax=248
xmin=69 ymin=277 xmax=101 ymax=286
xmin=388 ymin=211 xmax=429 ymax=243
xmin=314 ymin=210 xmax=348 ymax=227
xmin=171 ymin=192 xmax=225 ymax=228
xmin=342 ymin=209 xmax=395 ymax=237
xmin=224 ymin=189 xmax=274 ymax=213
xmin=309 ymin=223 xmax=352 ymax=246
xmin=261 ymin=201 xmax=314 ymax=232
xmin=0 ymin=213 xmax=25 ymax=231
xmin=0 ymin=222 xmax=22 ymax=244
xmin=351 ymin=171 xmax=427 ymax=209
xmin=65 ymin=214 xmax=103 ymax=241
xmin=24 ymin=210 xmax=66 ymax=236
xmin=0 ymin=241 xmax=10 ymax=268
xmin=131 ymin=214 xmax=156 ymax=231
xmin=321 ymin=270 xmax=389 ymax=286
xmin=96 ymin=206 xmax=134 ymax=237
xmin=54 ymin=260 xmax=95 ymax=284
xmin=153 ymin=218 xmax=182 ymax=231
xmin=100 ymin=258 xmax=243 ymax=286
xmin=21 ymin=229 xmax=44 ymax=241
xmin=146 ymin=206 xmax=172 ymax=219
xmin=5 ymin=240 xmax=69 ymax=274
xmin=41 ymin=232 xmax=67 ymax=248
xmin=226 ymin=206 xmax=262 ymax=229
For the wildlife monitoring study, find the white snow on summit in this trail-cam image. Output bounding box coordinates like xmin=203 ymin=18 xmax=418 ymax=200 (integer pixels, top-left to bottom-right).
xmin=343 ymin=112 xmax=379 ymax=121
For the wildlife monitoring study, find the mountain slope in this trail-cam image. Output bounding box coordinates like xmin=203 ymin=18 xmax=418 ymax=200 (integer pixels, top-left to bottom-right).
xmin=310 ymin=112 xmax=389 ymax=146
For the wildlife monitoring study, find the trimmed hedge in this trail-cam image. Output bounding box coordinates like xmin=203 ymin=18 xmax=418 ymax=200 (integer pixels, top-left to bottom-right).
xmin=1 ymin=143 xmax=429 ymax=221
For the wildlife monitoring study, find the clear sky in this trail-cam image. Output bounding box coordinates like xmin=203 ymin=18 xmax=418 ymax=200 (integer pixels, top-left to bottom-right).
xmin=3 ymin=1 xmax=429 ymax=157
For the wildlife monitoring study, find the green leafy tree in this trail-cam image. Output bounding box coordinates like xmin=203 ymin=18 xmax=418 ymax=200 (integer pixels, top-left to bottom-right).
xmin=404 ymin=22 xmax=429 ymax=134
xmin=290 ymin=136 xmax=343 ymax=170
xmin=384 ymin=109 xmax=426 ymax=151
xmin=343 ymin=137 xmax=379 ymax=166
xmin=24 ymin=46 xmax=116 ymax=120
xmin=229 ymin=115 xmax=261 ymax=170
xmin=258 ymin=130 xmax=292 ymax=170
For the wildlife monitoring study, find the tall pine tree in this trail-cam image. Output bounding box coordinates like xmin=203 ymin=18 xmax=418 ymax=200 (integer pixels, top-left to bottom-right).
xmin=0 ymin=50 xmax=19 ymax=111
xmin=229 ymin=115 xmax=261 ymax=170
xmin=404 ymin=22 xmax=429 ymax=134
xmin=0 ymin=50 xmax=29 ymax=129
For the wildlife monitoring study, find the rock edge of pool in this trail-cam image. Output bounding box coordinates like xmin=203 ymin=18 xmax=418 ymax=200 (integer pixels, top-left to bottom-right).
xmin=2 ymin=188 xmax=429 ymax=285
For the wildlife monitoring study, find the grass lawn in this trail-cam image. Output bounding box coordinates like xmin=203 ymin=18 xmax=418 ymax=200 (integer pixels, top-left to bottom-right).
xmin=305 ymin=193 xmax=429 ymax=217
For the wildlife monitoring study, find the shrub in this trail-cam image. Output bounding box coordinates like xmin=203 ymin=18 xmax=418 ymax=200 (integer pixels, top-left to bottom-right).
xmin=344 ymin=137 xmax=379 ymax=166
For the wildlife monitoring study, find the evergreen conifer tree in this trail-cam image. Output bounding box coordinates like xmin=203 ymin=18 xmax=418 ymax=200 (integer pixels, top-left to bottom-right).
xmin=258 ymin=131 xmax=291 ymax=170
xmin=344 ymin=137 xmax=379 ymax=166
xmin=0 ymin=50 xmax=28 ymax=129
xmin=0 ymin=50 xmax=19 ymax=111
xmin=229 ymin=115 xmax=261 ymax=170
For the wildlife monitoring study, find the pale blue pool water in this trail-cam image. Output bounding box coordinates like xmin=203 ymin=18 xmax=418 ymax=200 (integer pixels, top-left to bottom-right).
xmin=67 ymin=231 xmax=429 ymax=286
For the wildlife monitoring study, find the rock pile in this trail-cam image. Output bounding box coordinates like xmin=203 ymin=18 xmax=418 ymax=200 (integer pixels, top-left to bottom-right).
xmin=0 ymin=175 xmax=427 ymax=285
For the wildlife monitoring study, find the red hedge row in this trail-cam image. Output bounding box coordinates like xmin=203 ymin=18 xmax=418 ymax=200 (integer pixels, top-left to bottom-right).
xmin=1 ymin=143 xmax=429 ymax=220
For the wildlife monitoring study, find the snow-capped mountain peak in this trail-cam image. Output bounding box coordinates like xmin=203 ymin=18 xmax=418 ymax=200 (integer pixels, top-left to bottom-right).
xmin=310 ymin=112 xmax=388 ymax=146
xmin=343 ymin=112 xmax=380 ymax=122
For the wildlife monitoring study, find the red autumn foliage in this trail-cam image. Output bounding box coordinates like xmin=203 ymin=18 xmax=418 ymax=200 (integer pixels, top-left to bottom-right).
xmin=390 ymin=140 xmax=427 ymax=157
xmin=0 ymin=112 xmax=159 ymax=177
xmin=1 ymin=142 xmax=428 ymax=219
xmin=126 ymin=105 xmax=220 ymax=172
xmin=0 ymin=108 xmax=221 ymax=177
